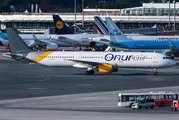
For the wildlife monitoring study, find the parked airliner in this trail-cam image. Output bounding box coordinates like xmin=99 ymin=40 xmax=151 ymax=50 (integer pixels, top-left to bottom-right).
xmin=2 ymin=28 xmax=176 ymax=75
xmin=92 ymin=17 xmax=179 ymax=58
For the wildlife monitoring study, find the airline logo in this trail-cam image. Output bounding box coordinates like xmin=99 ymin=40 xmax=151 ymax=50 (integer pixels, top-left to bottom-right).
xmin=56 ymin=21 xmax=64 ymax=29
xmin=105 ymin=53 xmax=133 ymax=61
xmin=110 ymin=29 xmax=121 ymax=36
xmin=94 ymin=17 xmax=109 ymax=35
xmin=105 ymin=53 xmax=150 ymax=61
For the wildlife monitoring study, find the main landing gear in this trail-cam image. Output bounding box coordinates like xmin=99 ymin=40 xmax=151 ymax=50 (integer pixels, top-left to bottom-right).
xmin=154 ymin=68 xmax=158 ymax=75
xmin=85 ymin=70 xmax=94 ymax=75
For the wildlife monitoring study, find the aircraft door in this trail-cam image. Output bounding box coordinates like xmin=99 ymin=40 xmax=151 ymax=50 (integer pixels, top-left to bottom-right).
xmin=76 ymin=54 xmax=81 ymax=60
xmin=30 ymin=53 xmax=36 ymax=61
xmin=74 ymin=35 xmax=79 ymax=45
xmin=153 ymin=54 xmax=158 ymax=63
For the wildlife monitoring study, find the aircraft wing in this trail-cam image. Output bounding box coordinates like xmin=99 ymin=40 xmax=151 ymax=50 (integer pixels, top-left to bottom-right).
xmin=50 ymin=35 xmax=79 ymax=45
xmin=169 ymin=41 xmax=178 ymax=52
xmin=166 ymin=41 xmax=179 ymax=58
xmin=66 ymin=59 xmax=107 ymax=66
xmin=91 ymin=37 xmax=110 ymax=46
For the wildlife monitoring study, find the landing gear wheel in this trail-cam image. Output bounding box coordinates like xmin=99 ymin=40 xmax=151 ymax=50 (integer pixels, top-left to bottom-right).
xmin=154 ymin=68 xmax=158 ymax=76
xmin=89 ymin=70 xmax=94 ymax=75
xmin=85 ymin=70 xmax=95 ymax=75
xmin=85 ymin=71 xmax=91 ymax=75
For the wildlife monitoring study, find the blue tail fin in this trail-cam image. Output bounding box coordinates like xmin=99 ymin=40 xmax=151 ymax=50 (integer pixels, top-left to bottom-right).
xmin=53 ymin=15 xmax=74 ymax=35
xmin=105 ymin=17 xmax=132 ymax=42
xmin=0 ymin=32 xmax=8 ymax=40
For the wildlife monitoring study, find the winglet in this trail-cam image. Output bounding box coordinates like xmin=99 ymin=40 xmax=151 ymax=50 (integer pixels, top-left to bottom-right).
xmin=52 ymin=15 xmax=74 ymax=35
xmin=32 ymin=32 xmax=38 ymax=41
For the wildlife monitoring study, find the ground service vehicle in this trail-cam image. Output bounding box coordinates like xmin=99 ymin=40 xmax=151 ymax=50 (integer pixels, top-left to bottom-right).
xmin=118 ymin=92 xmax=179 ymax=107
xmin=171 ymin=99 xmax=179 ymax=111
xmin=132 ymin=99 xmax=155 ymax=109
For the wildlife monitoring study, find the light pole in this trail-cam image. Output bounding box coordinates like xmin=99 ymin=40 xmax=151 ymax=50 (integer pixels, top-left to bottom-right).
xmin=74 ymin=0 xmax=76 ymax=32
xmin=82 ymin=0 xmax=84 ymax=27
xmin=173 ymin=0 xmax=176 ymax=31
xmin=168 ymin=0 xmax=170 ymax=26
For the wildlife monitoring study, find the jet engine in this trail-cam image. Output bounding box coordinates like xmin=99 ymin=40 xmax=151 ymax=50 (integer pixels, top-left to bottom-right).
xmin=98 ymin=64 xmax=113 ymax=73
xmin=98 ymin=64 xmax=118 ymax=73
xmin=46 ymin=43 xmax=58 ymax=50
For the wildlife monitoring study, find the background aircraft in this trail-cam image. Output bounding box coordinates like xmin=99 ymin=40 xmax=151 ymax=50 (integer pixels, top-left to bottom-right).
xmin=3 ymin=28 xmax=176 ymax=75
xmin=93 ymin=17 xmax=179 ymax=59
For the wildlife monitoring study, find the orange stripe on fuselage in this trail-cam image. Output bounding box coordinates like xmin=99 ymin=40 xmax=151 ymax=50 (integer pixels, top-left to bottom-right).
xmin=31 ymin=51 xmax=55 ymax=63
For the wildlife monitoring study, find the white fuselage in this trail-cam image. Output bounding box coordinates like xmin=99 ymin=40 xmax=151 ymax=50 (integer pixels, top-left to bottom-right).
xmin=25 ymin=51 xmax=175 ymax=69
xmin=0 ymin=34 xmax=75 ymax=47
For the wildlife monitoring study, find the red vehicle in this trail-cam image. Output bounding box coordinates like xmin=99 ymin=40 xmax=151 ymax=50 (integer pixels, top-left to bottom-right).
xmin=6 ymin=45 xmax=11 ymax=52
xmin=171 ymin=99 xmax=179 ymax=111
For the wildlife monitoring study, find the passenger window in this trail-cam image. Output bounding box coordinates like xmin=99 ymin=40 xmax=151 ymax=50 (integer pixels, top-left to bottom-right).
xmin=142 ymin=100 xmax=145 ymax=103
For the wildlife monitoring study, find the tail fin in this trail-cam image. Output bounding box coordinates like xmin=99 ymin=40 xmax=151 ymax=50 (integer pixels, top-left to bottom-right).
xmin=53 ymin=15 xmax=74 ymax=35
xmin=6 ymin=28 xmax=32 ymax=52
xmin=105 ymin=17 xmax=132 ymax=42
xmin=0 ymin=31 xmax=8 ymax=40
xmin=94 ymin=16 xmax=109 ymax=35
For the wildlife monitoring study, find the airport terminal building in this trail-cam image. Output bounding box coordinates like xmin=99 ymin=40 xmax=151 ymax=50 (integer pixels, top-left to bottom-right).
xmin=0 ymin=2 xmax=179 ymax=34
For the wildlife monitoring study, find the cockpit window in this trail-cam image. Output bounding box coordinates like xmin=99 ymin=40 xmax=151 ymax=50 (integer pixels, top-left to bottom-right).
xmin=163 ymin=57 xmax=171 ymax=59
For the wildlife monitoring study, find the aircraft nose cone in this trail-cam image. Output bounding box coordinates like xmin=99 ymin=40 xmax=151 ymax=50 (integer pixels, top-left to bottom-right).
xmin=169 ymin=60 xmax=176 ymax=66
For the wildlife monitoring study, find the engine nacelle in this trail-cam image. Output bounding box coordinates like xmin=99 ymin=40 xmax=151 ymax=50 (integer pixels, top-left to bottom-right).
xmin=98 ymin=64 xmax=113 ymax=73
xmin=46 ymin=43 xmax=58 ymax=50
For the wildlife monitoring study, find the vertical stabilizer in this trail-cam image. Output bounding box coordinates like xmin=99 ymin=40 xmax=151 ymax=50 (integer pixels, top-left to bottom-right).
xmin=94 ymin=16 xmax=109 ymax=35
xmin=53 ymin=15 xmax=74 ymax=35
xmin=105 ymin=17 xmax=131 ymax=42
xmin=6 ymin=28 xmax=32 ymax=52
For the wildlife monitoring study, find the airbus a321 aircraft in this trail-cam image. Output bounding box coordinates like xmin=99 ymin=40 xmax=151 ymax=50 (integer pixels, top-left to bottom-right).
xmin=3 ymin=28 xmax=176 ymax=75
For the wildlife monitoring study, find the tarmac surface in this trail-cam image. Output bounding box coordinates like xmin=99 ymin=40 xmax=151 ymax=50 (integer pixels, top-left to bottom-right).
xmin=0 ymin=46 xmax=179 ymax=119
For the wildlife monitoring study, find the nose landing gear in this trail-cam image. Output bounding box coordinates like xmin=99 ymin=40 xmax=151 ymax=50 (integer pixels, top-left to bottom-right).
xmin=154 ymin=68 xmax=158 ymax=75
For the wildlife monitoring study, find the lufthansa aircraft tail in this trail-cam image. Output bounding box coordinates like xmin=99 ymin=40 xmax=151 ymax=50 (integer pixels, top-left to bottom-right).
xmin=105 ymin=17 xmax=132 ymax=42
xmin=6 ymin=28 xmax=32 ymax=53
xmin=53 ymin=15 xmax=74 ymax=35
